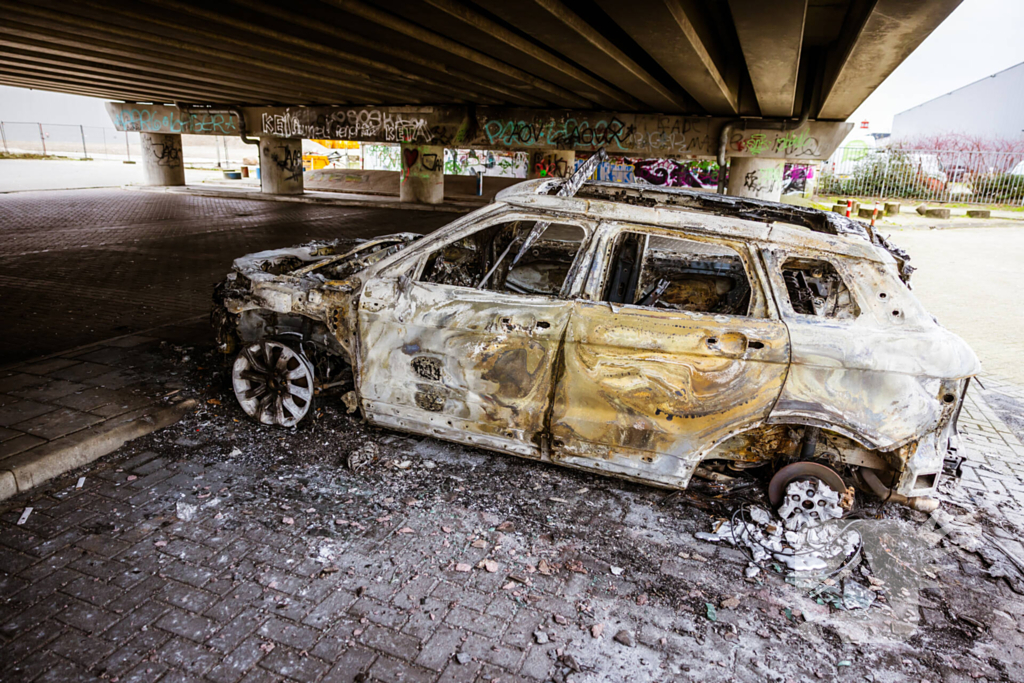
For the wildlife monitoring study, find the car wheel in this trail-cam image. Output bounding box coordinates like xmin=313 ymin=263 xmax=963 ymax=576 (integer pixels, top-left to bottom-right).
xmin=232 ymin=340 xmax=315 ymax=427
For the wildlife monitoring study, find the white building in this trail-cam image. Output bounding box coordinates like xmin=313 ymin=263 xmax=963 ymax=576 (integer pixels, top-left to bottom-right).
xmin=892 ymin=61 xmax=1024 ymax=140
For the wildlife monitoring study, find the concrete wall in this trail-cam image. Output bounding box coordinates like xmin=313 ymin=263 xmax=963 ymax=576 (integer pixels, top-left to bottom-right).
xmin=304 ymin=168 xmax=520 ymax=200
xmin=892 ymin=62 xmax=1024 ymax=140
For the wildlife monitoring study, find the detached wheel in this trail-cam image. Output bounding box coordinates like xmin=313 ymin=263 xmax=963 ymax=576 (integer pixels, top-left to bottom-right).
xmin=232 ymin=340 xmax=314 ymax=427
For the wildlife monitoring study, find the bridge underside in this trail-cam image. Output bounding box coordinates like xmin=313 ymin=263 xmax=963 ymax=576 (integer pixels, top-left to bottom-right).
xmin=3 ymin=0 xmax=960 ymax=121
xmin=1 ymin=0 xmax=962 ymax=201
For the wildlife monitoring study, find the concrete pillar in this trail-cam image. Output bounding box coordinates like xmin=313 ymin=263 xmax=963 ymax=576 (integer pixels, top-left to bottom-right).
xmin=140 ymin=132 xmax=185 ymax=186
xmin=399 ymin=143 xmax=444 ymax=204
xmin=259 ymin=136 xmax=304 ymax=195
xmin=727 ymin=157 xmax=785 ymax=202
xmin=801 ymin=161 xmax=820 ymax=198
xmin=528 ymin=150 xmax=575 ymax=179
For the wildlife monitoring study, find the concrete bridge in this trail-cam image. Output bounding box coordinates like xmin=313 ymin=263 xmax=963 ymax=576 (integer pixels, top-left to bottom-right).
xmin=0 ymin=0 xmax=961 ymax=202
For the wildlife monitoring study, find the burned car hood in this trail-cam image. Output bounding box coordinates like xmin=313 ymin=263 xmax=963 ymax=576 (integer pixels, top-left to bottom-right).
xmin=230 ymin=233 xmax=423 ymax=288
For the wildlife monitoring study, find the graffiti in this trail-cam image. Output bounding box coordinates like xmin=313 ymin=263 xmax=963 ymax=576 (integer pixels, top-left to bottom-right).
xmin=110 ymin=106 xmax=236 ymax=135
xmin=743 ymin=167 xmax=784 ymax=195
xmin=144 ymin=138 xmax=182 ymax=167
xmin=421 ymin=153 xmax=442 ymax=172
xmin=364 ymin=144 xmax=401 ymax=171
xmin=107 ymin=103 xmax=849 ymax=161
xmin=630 ymin=158 xmax=701 ymax=187
xmin=782 ymin=163 xmax=814 ymax=194
xmin=402 ymin=147 xmax=419 ymax=169
xmin=482 ymin=116 xmax=635 ymax=150
xmin=733 ymin=128 xmax=820 ymax=158
xmin=746 ymin=133 xmax=768 ymax=156
xmin=443 ymin=149 xmax=526 ymax=178
xmin=532 ymin=152 xmax=571 ymax=178
xmin=261 ymin=109 xmax=437 ymax=144
xmin=264 ymin=143 xmax=303 ymax=182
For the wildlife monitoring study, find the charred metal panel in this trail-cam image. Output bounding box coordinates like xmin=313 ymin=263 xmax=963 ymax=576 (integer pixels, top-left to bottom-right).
xmin=548 ymin=300 xmax=790 ymax=488
xmin=357 ymin=278 xmax=573 ymax=456
xmin=760 ymin=247 xmax=980 ymax=450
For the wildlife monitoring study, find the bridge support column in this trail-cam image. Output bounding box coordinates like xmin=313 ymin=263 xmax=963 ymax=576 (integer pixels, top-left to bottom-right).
xmin=259 ymin=137 xmax=303 ymax=195
xmin=727 ymin=157 xmax=785 ymax=202
xmin=399 ymin=143 xmax=444 ymax=204
xmin=140 ymin=133 xmax=185 ymax=186
xmin=528 ymin=150 xmax=575 ymax=179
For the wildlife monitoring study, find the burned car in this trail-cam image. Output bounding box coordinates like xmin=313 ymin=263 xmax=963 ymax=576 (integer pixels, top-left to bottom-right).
xmin=213 ymin=162 xmax=979 ymax=513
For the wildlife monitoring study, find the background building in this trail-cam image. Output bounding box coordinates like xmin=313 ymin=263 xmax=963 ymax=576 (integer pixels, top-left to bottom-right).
xmin=892 ymin=61 xmax=1024 ymax=140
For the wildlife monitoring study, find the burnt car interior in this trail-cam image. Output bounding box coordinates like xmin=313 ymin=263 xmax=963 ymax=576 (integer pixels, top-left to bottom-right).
xmin=602 ymin=231 xmax=752 ymax=315
xmin=419 ymin=220 xmax=585 ymax=296
xmin=781 ymin=257 xmax=860 ymax=319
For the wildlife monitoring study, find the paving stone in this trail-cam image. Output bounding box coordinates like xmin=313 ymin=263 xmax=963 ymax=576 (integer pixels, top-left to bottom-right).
xmin=444 ymin=605 xmax=506 ymax=639
xmin=53 ymin=598 xmax=120 ymax=635
xmin=258 ymin=645 xmax=329 ymax=682
xmin=368 ymin=655 xmax=436 ymax=683
xmin=46 ymin=362 xmax=115 ymax=383
xmin=0 ymin=373 xmax=49 ymax=393
xmin=322 ymin=645 xmax=377 ymax=683
xmin=12 ymin=406 xmax=105 ymax=440
xmin=51 ymin=386 xmax=126 ymax=412
xmin=9 ymin=380 xmax=89 ymax=402
xmin=0 ymin=399 xmax=56 ymax=427
xmin=257 ymin=616 xmax=321 ymax=651
xmin=0 ymin=433 xmax=47 ymax=460
xmin=155 ymin=607 xmax=220 ymax=643
xmin=17 ymin=358 xmax=82 ymax=376
xmin=0 ymin=425 xmax=23 ymax=442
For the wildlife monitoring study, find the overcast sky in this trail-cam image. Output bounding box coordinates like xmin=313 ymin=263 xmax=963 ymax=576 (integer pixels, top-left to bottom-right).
xmin=1 ymin=0 xmax=1022 ymax=135
xmin=849 ymin=0 xmax=1024 ymax=133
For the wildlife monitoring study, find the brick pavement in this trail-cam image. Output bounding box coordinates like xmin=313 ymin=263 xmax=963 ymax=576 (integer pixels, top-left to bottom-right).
xmin=0 ymin=322 xmax=206 ymax=489
xmin=1 ymin=371 xmax=1024 ymax=682
xmin=0 ymin=189 xmax=451 ymax=363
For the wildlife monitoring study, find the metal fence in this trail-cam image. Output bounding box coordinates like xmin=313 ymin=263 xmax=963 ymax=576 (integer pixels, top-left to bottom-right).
xmin=820 ymin=146 xmax=1024 ymax=206
xmin=0 ymin=121 xmax=258 ymax=167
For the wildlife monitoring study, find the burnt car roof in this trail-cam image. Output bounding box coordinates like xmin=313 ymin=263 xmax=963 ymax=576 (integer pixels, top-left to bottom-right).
xmin=496 ymin=179 xmax=914 ymax=282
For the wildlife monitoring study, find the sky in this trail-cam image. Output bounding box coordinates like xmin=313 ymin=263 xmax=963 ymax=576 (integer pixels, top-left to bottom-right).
xmin=848 ymin=0 xmax=1024 ymax=134
xmin=1 ymin=0 xmax=1022 ymax=136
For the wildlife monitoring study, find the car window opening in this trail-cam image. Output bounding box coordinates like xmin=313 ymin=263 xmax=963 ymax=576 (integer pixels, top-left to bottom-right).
xmin=781 ymin=257 xmax=860 ymax=319
xmin=419 ymin=221 xmax=585 ymax=296
xmin=602 ymin=232 xmax=752 ymax=316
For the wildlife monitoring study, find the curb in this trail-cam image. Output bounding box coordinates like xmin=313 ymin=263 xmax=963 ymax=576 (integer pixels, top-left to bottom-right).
xmin=122 ymin=184 xmax=477 ymax=213
xmin=0 ymin=399 xmax=197 ymax=503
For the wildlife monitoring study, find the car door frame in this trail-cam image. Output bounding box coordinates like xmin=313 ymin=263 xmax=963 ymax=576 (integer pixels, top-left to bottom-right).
xmin=546 ymin=221 xmax=792 ymax=488
xmin=355 ymin=208 xmax=598 ymax=459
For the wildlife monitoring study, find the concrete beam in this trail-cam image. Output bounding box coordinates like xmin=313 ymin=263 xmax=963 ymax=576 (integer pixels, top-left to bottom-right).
xmin=597 ymin=0 xmax=738 ymax=115
xmin=479 ymin=0 xmax=690 ymax=113
xmin=818 ymin=0 xmax=963 ymax=120
xmin=419 ymin=0 xmax=640 ymax=110
xmin=106 ymin=102 xmax=853 ymax=162
xmin=317 ymin=0 xmax=596 ymax=108
xmin=729 ymin=0 xmax=806 ymax=117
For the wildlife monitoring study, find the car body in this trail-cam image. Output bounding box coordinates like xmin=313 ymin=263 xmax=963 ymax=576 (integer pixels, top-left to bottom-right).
xmin=213 ymin=179 xmax=979 ymax=503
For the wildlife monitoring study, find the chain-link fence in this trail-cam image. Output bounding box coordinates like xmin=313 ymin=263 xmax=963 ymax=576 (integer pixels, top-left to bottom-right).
xmin=820 ymin=146 xmax=1024 ymax=206
xmin=0 ymin=122 xmax=259 ymax=167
